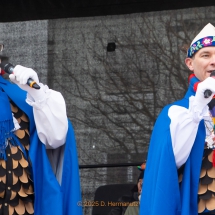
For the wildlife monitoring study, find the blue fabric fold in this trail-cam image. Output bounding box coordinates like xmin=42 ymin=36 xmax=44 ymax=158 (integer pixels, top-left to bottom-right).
xmin=0 ymin=76 xmax=83 ymax=215
xmin=0 ymin=85 xmax=15 ymax=160
xmin=140 ymin=77 xmax=205 ymax=215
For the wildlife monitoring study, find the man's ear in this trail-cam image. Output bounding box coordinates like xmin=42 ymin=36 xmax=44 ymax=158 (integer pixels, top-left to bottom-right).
xmin=185 ymin=58 xmax=194 ymax=71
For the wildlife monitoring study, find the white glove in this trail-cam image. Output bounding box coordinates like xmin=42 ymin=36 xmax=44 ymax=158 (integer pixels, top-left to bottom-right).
xmin=193 ymin=77 xmax=215 ymax=112
xmin=9 ymin=65 xmax=45 ymax=101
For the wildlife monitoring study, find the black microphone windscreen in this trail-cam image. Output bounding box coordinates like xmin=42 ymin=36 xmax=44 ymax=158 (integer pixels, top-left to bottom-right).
xmin=2 ymin=63 xmax=14 ymax=74
xmin=211 ymin=71 xmax=215 ymax=77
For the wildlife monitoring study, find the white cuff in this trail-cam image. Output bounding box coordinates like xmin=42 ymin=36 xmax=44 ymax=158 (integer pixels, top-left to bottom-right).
xmin=189 ymin=96 xmax=209 ymax=122
xmin=26 ymin=84 xmax=51 ymax=108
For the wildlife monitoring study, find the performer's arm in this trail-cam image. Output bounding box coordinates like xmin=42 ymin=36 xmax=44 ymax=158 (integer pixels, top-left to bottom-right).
xmin=168 ymin=98 xmax=208 ymax=168
xmin=9 ymin=65 xmax=68 ymax=149
xmin=26 ymin=84 xmax=68 ymax=149
xmin=168 ymin=77 xmax=215 ymax=168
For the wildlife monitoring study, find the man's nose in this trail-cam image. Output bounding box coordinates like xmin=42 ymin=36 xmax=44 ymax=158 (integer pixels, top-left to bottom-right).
xmin=211 ymin=55 xmax=215 ymax=65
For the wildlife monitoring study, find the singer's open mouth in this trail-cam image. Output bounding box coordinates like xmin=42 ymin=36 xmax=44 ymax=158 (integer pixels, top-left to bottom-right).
xmin=208 ymin=70 xmax=215 ymax=74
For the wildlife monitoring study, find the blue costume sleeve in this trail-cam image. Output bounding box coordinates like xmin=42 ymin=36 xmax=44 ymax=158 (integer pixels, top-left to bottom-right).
xmin=140 ymin=106 xmax=181 ymax=215
xmin=139 ymin=96 xmax=206 ymax=215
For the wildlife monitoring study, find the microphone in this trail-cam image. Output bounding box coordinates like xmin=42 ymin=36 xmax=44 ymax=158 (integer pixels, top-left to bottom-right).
xmin=204 ymin=71 xmax=215 ymax=98
xmin=0 ymin=63 xmax=40 ymax=89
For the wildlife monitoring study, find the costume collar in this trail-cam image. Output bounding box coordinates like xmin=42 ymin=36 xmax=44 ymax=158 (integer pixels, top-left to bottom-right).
xmin=184 ymin=73 xmax=199 ymax=100
xmin=188 ymin=73 xmax=200 ymax=93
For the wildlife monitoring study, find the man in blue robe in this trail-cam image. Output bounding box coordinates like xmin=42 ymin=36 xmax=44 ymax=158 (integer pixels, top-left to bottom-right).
xmin=140 ymin=23 xmax=215 ymax=215
xmin=0 ymin=57 xmax=82 ymax=214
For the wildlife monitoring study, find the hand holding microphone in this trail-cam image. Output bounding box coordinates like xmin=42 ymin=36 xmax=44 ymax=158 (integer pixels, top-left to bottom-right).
xmin=204 ymin=71 xmax=215 ymax=98
xmin=0 ymin=63 xmax=46 ymax=102
xmin=193 ymin=73 xmax=215 ymax=113
xmin=0 ymin=63 xmax=40 ymax=90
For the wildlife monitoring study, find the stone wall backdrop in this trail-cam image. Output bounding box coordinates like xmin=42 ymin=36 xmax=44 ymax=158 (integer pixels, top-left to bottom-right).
xmin=0 ymin=6 xmax=215 ymax=215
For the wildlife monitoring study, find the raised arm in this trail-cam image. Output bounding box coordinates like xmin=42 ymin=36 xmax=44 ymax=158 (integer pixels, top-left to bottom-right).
xmin=9 ymin=65 xmax=68 ymax=149
xmin=169 ymin=77 xmax=215 ymax=168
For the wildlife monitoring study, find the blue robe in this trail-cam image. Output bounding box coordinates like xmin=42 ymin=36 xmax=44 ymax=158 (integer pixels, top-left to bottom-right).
xmin=0 ymin=76 xmax=83 ymax=215
xmin=140 ymin=77 xmax=206 ymax=215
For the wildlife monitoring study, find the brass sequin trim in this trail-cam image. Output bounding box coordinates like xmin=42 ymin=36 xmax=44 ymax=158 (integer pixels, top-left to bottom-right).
xmin=0 ymin=101 xmax=34 ymax=215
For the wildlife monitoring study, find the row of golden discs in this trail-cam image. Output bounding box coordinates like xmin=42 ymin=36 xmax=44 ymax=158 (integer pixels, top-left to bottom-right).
xmin=0 ymin=101 xmax=34 ymax=215
xmin=198 ymin=150 xmax=215 ymax=213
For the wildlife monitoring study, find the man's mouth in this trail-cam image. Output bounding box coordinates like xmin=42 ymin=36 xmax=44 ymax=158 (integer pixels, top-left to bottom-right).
xmin=208 ymin=70 xmax=215 ymax=74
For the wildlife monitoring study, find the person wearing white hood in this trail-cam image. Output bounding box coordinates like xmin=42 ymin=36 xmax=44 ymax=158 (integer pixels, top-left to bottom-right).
xmin=140 ymin=23 xmax=215 ymax=215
